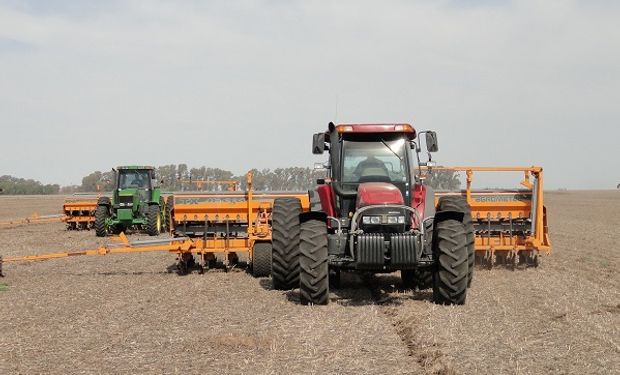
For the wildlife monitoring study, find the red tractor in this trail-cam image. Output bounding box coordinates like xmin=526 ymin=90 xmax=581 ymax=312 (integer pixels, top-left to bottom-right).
xmin=271 ymin=122 xmax=474 ymax=305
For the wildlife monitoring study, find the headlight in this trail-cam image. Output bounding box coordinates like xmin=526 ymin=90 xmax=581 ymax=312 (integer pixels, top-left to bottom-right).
xmin=387 ymin=215 xmax=406 ymax=224
xmin=363 ymin=216 xmax=381 ymax=224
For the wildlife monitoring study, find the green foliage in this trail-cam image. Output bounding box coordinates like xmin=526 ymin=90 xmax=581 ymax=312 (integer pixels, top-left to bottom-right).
xmin=424 ymin=168 xmax=462 ymax=190
xmin=80 ymin=171 xmax=115 ymax=192
xmin=77 ymin=165 xmax=460 ymax=192
xmin=0 ymin=175 xmax=60 ymax=195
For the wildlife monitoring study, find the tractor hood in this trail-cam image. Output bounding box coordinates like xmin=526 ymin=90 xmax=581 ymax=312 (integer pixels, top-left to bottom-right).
xmin=356 ymin=182 xmax=404 ymax=208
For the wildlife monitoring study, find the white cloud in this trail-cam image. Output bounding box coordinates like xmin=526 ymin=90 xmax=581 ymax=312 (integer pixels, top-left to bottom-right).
xmin=0 ymin=0 xmax=618 ymax=188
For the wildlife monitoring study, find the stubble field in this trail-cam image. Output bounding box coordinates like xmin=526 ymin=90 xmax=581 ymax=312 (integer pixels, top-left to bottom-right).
xmin=0 ymin=192 xmax=618 ymax=374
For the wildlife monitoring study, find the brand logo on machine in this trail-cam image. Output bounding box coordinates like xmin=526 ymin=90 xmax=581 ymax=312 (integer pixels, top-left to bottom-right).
xmin=473 ymin=194 xmax=531 ymax=203
xmin=175 ymin=197 xmax=247 ymax=205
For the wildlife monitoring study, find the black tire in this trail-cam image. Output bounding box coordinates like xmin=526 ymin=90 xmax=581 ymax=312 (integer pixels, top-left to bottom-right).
xmin=94 ymin=205 xmax=109 ymax=237
xmin=402 ymin=269 xmax=432 ymax=290
xmin=414 ymin=268 xmax=433 ymax=290
xmin=271 ymin=198 xmax=302 ymax=290
xmin=432 ymin=219 xmax=468 ymax=305
xmin=252 ymin=242 xmax=272 ymax=277
xmin=165 ymin=195 xmax=174 ymax=233
xmin=401 ymin=270 xmax=415 ymax=289
xmin=145 ymin=204 xmax=161 ymax=236
xmin=159 ymin=197 xmax=167 ymax=232
xmin=299 ymin=219 xmax=329 ymax=305
xmin=438 ymin=196 xmax=475 ymax=288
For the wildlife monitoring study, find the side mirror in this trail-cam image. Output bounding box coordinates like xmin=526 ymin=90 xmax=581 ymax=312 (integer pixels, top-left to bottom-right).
xmin=425 ymin=131 xmax=439 ymax=152
xmin=312 ymin=133 xmax=326 ymax=154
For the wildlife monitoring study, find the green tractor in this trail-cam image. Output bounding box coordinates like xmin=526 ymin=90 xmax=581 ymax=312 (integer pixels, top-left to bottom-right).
xmin=94 ymin=166 xmax=165 ymax=237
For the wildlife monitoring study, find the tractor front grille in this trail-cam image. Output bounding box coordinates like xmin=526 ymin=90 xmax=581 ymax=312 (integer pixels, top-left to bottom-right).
xmin=118 ymin=196 xmax=133 ymax=206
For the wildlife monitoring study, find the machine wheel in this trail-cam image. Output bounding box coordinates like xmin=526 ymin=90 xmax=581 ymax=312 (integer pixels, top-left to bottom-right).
xmin=145 ymin=204 xmax=161 ymax=236
xmin=401 ymin=270 xmax=415 ymax=289
xmin=252 ymin=242 xmax=272 ymax=277
xmin=271 ymin=198 xmax=301 ymax=290
xmin=165 ymin=195 xmax=174 ymax=233
xmin=438 ymin=196 xmax=475 ymax=288
xmin=94 ymin=205 xmax=109 ymax=237
xmin=159 ymin=197 xmax=167 ymax=232
xmin=432 ymin=219 xmax=468 ymax=305
xmin=299 ymin=218 xmax=329 ymax=305
xmin=414 ymin=268 xmax=433 ymax=290
xmin=402 ymin=269 xmax=432 ymax=290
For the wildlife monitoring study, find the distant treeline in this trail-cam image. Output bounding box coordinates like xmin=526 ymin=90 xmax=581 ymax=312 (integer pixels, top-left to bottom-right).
xmin=0 ymin=165 xmax=461 ymax=195
xmin=78 ymin=165 xmax=327 ymax=192
xmin=0 ymin=175 xmax=60 ymax=195
xmin=77 ymin=164 xmax=461 ymax=192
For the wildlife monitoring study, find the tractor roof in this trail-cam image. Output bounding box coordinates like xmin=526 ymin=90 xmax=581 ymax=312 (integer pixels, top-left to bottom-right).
xmin=331 ymin=123 xmax=416 ymax=139
xmin=117 ymin=166 xmax=155 ymax=171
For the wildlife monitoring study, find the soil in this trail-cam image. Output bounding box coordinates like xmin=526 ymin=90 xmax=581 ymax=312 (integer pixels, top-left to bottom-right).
xmin=0 ymin=191 xmax=618 ymax=374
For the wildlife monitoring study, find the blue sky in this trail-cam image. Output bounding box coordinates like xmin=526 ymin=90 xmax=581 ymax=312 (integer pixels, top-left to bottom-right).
xmin=0 ymin=0 xmax=618 ymax=188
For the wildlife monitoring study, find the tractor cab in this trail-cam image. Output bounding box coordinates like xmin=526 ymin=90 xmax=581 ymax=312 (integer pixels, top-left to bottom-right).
xmin=115 ymin=167 xmax=155 ymax=208
xmin=312 ymin=123 xmax=436 ymax=230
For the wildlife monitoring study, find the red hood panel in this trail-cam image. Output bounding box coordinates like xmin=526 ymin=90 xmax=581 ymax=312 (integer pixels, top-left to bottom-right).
xmin=356 ymin=182 xmax=404 ymax=208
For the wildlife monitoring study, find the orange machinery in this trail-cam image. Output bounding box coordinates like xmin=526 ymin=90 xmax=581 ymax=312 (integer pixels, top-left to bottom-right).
xmin=0 ymin=196 xmax=99 ymax=230
xmin=169 ymin=171 xmax=309 ymax=272
xmin=178 ymin=179 xmax=240 ymax=192
xmin=427 ymin=166 xmax=551 ymax=267
xmin=0 ymin=212 xmax=65 ymax=227
xmin=62 ymin=195 xmax=100 ymax=230
xmin=0 ymin=172 xmax=309 ymax=277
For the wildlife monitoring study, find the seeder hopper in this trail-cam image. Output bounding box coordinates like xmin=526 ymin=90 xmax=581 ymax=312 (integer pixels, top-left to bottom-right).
xmin=62 ymin=194 xmax=100 ymax=230
xmin=428 ymin=166 xmax=551 ymax=268
xmin=168 ymin=171 xmax=309 ymax=274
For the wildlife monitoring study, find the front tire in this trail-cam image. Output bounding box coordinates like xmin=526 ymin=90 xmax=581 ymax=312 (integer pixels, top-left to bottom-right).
xmin=145 ymin=204 xmax=161 ymax=236
xmin=432 ymin=219 xmax=468 ymax=305
xmin=165 ymin=195 xmax=174 ymax=233
xmin=299 ymin=219 xmax=329 ymax=305
xmin=94 ymin=205 xmax=109 ymax=237
xmin=271 ymin=198 xmax=301 ymax=290
xmin=438 ymin=196 xmax=475 ymax=288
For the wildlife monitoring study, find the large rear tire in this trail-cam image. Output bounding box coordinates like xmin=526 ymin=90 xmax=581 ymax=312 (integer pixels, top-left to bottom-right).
xmin=299 ymin=219 xmax=329 ymax=305
xmin=94 ymin=205 xmax=109 ymax=237
xmin=432 ymin=219 xmax=468 ymax=305
xmin=438 ymin=196 xmax=475 ymax=288
xmin=271 ymin=198 xmax=302 ymax=290
xmin=252 ymin=242 xmax=272 ymax=277
xmin=145 ymin=204 xmax=161 ymax=236
xmin=165 ymin=195 xmax=174 ymax=233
